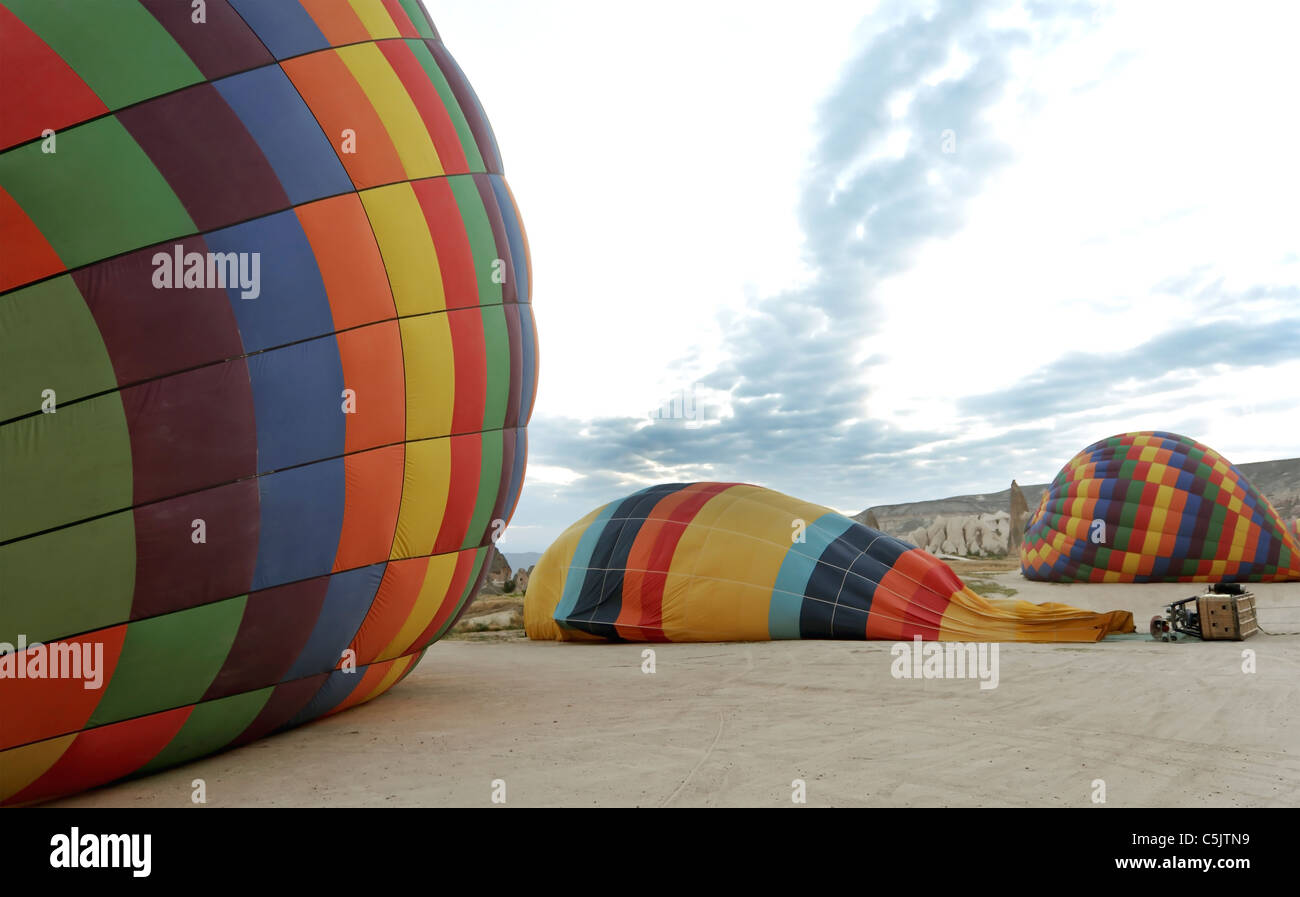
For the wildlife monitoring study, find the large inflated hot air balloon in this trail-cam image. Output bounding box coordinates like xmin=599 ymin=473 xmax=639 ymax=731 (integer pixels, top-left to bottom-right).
xmin=525 ymin=483 xmax=1133 ymax=644
xmin=0 ymin=0 xmax=534 ymax=805
xmin=1021 ymin=432 xmax=1300 ymax=583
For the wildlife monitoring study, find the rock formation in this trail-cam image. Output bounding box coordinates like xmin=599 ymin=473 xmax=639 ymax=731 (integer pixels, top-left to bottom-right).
xmin=905 ymin=512 xmax=1010 ymax=558
xmin=487 ymin=550 xmax=513 ymax=585
xmin=1009 ymin=480 xmax=1030 ymax=553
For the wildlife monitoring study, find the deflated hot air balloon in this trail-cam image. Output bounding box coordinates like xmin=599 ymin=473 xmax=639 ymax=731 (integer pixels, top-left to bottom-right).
xmin=525 ymin=483 xmax=1134 ymax=644
xmin=1021 ymin=432 xmax=1300 ymax=583
xmin=0 ymin=0 xmax=534 ymax=805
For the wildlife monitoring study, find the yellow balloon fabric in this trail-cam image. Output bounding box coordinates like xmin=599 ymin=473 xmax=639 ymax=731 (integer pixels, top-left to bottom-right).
xmin=527 ymin=483 xmax=1134 ymax=643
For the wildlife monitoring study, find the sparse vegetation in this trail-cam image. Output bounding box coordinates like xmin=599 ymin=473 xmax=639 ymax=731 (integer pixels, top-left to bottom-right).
xmin=946 ymin=557 xmax=1020 ymax=575
xmin=964 ymin=578 xmax=1019 ymax=597
xmin=447 ymin=591 xmax=525 ymax=639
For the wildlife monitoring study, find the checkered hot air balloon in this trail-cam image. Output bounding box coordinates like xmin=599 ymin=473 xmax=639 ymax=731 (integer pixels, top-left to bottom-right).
xmin=0 ymin=0 xmax=534 ymax=805
xmin=1021 ymin=432 xmax=1300 ymax=583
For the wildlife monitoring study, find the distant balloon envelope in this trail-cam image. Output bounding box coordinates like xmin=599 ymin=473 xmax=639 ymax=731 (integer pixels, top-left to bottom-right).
xmin=1021 ymin=432 xmax=1300 ymax=583
xmin=525 ymin=483 xmax=1134 ymax=643
xmin=0 ymin=0 xmax=534 ymax=804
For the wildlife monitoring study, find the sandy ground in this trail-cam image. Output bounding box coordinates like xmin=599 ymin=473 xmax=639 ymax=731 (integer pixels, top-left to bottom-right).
xmin=50 ymin=573 xmax=1300 ymax=808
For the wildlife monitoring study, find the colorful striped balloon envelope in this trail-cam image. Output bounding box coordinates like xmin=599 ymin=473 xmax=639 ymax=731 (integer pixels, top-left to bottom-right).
xmin=0 ymin=1 xmax=534 ymax=805
xmin=525 ymin=483 xmax=1134 ymax=644
xmin=1021 ymin=432 xmax=1300 ymax=583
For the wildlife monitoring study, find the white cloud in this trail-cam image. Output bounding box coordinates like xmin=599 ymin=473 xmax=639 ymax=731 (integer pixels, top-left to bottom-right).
xmin=431 ymin=0 xmax=1300 ymax=549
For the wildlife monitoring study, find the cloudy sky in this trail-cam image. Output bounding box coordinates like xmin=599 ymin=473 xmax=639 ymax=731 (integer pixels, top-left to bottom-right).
xmin=434 ymin=0 xmax=1300 ymax=552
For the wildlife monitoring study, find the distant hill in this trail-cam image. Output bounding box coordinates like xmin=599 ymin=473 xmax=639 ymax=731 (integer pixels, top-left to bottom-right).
xmin=858 ymin=483 xmax=1049 ymax=538
xmin=1236 ymin=457 xmax=1300 ymax=520
xmin=504 ymin=551 xmax=542 ymax=571
xmin=855 ymin=456 xmax=1300 ymax=555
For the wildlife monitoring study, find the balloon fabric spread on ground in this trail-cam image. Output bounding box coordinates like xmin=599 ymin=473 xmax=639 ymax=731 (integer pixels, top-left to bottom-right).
xmin=0 ymin=0 xmax=534 ymax=805
xmin=1022 ymin=432 xmax=1300 ymax=583
xmin=525 ymin=483 xmax=1134 ymax=644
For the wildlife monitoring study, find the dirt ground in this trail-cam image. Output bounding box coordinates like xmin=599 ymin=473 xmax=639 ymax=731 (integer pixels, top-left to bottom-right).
xmin=49 ymin=573 xmax=1300 ymax=808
